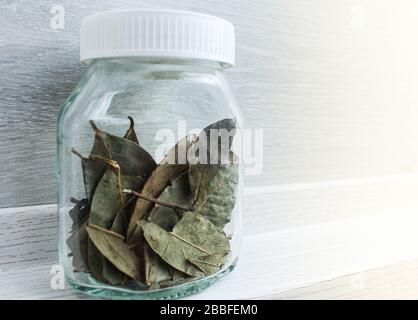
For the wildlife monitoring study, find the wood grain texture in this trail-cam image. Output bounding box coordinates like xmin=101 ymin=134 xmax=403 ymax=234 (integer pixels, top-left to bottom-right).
xmin=244 ymin=174 xmax=418 ymax=234
xmin=1 ymin=204 xmax=418 ymax=299
xmin=0 ymin=205 xmax=57 ymax=268
xmin=266 ymin=259 xmax=418 ymax=300
xmin=2 ymin=0 xmax=418 ymax=207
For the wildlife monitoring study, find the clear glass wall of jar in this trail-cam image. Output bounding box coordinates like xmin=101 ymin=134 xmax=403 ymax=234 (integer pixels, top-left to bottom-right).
xmin=57 ymin=10 xmax=243 ymax=299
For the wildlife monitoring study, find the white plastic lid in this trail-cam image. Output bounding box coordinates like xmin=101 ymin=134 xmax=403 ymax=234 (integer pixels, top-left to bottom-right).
xmin=80 ymin=9 xmax=235 ymax=66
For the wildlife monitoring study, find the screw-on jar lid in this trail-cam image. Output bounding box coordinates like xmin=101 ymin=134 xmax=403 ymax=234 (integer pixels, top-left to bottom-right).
xmin=80 ymin=9 xmax=235 ymax=66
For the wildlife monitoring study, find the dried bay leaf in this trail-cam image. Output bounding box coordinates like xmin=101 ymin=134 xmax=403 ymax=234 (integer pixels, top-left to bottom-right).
xmin=188 ymin=118 xmax=236 ymax=165
xmin=146 ymin=207 xmax=179 ymax=232
xmin=89 ymin=167 xmax=143 ymax=228
xmin=95 ymin=170 xmax=144 ymax=284
xmin=204 ymin=117 xmax=236 ymax=135
xmin=178 ymin=118 xmax=238 ymax=228
xmin=171 ymin=269 xmax=188 ymax=282
xmin=189 ymin=161 xmax=238 ymax=228
xmin=102 ymin=262 xmax=124 ymax=285
xmin=147 ymin=171 xmax=193 ymax=231
xmin=124 ymin=165 xmax=193 ymax=282
xmin=157 ymin=269 xmax=193 ymax=289
xmin=67 ymin=198 xmax=90 ymax=273
xmin=172 ymin=212 xmax=230 ymax=255
xmin=189 ymin=252 xmax=229 ymax=276
xmin=103 ymin=195 xmax=139 ymax=284
xmin=71 ymin=118 xmax=140 ymax=203
xmin=68 ymin=198 xmax=89 ymax=229
xmin=66 ymin=220 xmax=90 ymax=272
xmin=141 ymin=213 xmax=230 ymax=277
xmin=90 ymin=120 xmax=156 ymax=177
xmin=82 ymin=158 xmax=107 ymax=203
xmin=88 ymin=161 xmax=144 ymax=282
xmin=69 ymin=118 xmax=147 ymax=284
xmin=86 ymin=224 xmax=142 ymax=281
xmin=110 ymin=195 xmax=137 ymax=236
xmin=71 ymin=149 xmax=107 ymax=204
xmin=140 ymin=220 xmax=203 ymax=277
xmin=144 ymin=243 xmax=172 ymax=287
xmin=123 ymin=116 xmax=139 ymax=144
xmin=87 ymin=240 xmax=106 ymax=282
xmin=126 ymin=163 xmax=187 ymax=238
xmin=127 ymin=135 xmax=196 ymax=239
xmin=159 ymin=274 xmax=199 ymax=288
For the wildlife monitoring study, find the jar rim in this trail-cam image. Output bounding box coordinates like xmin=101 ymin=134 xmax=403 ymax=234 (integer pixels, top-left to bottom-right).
xmin=86 ymin=56 xmax=230 ymax=70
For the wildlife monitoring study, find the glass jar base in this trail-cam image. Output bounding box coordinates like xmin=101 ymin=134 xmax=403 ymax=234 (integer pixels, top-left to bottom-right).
xmin=67 ymin=259 xmax=237 ymax=300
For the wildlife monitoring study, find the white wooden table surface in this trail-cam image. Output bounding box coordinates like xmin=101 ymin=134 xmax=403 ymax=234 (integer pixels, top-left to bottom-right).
xmin=2 ymin=203 xmax=418 ymax=300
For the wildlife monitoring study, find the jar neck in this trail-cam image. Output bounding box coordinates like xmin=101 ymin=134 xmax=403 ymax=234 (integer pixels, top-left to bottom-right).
xmin=86 ymin=57 xmax=228 ymax=73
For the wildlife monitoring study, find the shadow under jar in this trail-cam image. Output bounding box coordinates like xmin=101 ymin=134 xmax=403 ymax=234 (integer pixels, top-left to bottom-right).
xmin=57 ymin=9 xmax=243 ymax=299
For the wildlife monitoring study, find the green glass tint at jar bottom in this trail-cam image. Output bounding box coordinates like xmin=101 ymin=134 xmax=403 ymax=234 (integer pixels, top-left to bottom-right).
xmin=57 ymin=9 xmax=243 ymax=299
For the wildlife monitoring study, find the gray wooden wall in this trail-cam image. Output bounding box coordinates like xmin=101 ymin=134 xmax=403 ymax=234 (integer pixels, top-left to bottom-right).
xmin=2 ymin=0 xmax=418 ymax=210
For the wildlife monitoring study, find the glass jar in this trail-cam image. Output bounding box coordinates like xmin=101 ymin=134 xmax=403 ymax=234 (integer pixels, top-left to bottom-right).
xmin=57 ymin=9 xmax=243 ymax=299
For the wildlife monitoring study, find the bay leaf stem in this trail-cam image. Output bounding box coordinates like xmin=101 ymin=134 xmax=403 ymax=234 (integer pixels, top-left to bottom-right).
xmin=169 ymin=232 xmax=211 ymax=255
xmin=89 ymin=120 xmax=100 ymax=132
xmin=71 ymin=148 xmax=87 ymax=165
xmin=190 ymin=259 xmax=219 ymax=267
xmin=90 ymin=154 xmax=124 ymax=206
xmin=87 ymin=223 xmax=125 ymax=240
xmin=123 ymin=189 xmax=193 ymax=212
